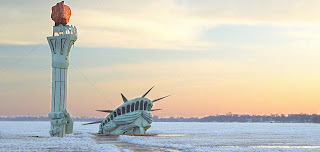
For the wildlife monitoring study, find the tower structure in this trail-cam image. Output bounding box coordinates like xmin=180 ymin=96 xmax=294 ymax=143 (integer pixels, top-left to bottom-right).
xmin=47 ymin=1 xmax=76 ymax=137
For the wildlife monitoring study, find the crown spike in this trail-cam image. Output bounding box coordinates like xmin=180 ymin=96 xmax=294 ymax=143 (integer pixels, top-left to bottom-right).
xmin=152 ymin=95 xmax=170 ymax=102
xmin=121 ymin=93 xmax=128 ymax=102
xmin=142 ymin=86 xmax=154 ymax=98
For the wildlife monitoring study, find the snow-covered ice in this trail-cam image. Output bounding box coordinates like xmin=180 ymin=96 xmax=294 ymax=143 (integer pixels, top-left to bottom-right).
xmin=119 ymin=122 xmax=320 ymax=152
xmin=1 ymin=121 xmax=320 ymax=151
xmin=0 ymin=121 xmax=126 ymax=152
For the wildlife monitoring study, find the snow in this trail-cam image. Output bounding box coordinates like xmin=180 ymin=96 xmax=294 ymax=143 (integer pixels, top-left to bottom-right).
xmin=119 ymin=122 xmax=320 ymax=152
xmin=1 ymin=121 xmax=320 ymax=151
xmin=0 ymin=121 xmax=126 ymax=152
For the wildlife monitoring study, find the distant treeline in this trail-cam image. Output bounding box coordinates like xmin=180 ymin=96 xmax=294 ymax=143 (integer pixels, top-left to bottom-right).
xmin=1 ymin=113 xmax=320 ymax=123
xmin=153 ymin=113 xmax=320 ymax=123
xmin=0 ymin=116 xmax=101 ymax=122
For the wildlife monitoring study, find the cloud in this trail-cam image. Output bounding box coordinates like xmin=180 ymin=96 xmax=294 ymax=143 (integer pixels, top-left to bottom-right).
xmin=72 ymin=58 xmax=251 ymax=89
xmin=182 ymin=0 xmax=320 ymax=25
xmin=1 ymin=0 xmax=320 ymax=49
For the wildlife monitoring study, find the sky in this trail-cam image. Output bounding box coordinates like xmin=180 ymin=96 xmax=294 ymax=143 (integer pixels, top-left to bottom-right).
xmin=1 ymin=0 xmax=320 ymax=118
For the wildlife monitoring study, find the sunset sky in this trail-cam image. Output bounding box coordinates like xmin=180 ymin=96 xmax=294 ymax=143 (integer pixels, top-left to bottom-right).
xmin=1 ymin=0 xmax=320 ymax=118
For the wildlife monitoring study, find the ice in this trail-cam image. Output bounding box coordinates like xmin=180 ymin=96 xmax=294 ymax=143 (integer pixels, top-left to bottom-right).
xmin=1 ymin=121 xmax=320 ymax=151
xmin=0 ymin=121 xmax=125 ymax=152
xmin=118 ymin=122 xmax=320 ymax=152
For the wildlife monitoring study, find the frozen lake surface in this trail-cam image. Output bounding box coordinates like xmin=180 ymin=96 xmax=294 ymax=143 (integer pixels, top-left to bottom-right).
xmin=0 ymin=121 xmax=319 ymax=151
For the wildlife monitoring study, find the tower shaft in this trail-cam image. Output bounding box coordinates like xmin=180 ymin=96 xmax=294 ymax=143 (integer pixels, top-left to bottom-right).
xmin=47 ymin=24 xmax=77 ymax=137
xmin=52 ymin=68 xmax=67 ymax=113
